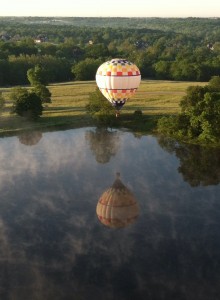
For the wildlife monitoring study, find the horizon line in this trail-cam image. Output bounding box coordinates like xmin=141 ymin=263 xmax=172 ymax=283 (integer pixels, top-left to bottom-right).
xmin=0 ymin=15 xmax=220 ymax=19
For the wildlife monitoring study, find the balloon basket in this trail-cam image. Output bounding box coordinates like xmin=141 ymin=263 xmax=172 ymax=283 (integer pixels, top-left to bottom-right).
xmin=115 ymin=111 xmax=120 ymax=118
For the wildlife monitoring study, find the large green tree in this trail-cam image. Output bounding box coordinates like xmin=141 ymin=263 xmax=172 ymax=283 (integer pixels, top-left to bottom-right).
xmin=33 ymin=84 xmax=51 ymax=104
xmin=208 ymin=76 xmax=220 ymax=92
xmin=71 ymin=58 xmax=102 ymax=81
xmin=27 ymin=64 xmax=48 ymax=86
xmin=27 ymin=65 xmax=52 ymax=104
xmin=10 ymin=87 xmax=43 ymax=120
xmin=85 ymin=44 xmax=109 ymax=59
xmin=157 ymin=77 xmax=220 ymax=144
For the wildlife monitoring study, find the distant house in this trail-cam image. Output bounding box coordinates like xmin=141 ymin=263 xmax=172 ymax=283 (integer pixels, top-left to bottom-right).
xmin=34 ymin=39 xmax=43 ymax=44
xmin=0 ymin=34 xmax=11 ymax=41
xmin=134 ymin=40 xmax=149 ymax=49
xmin=34 ymin=35 xmax=48 ymax=43
xmin=207 ymin=43 xmax=214 ymax=51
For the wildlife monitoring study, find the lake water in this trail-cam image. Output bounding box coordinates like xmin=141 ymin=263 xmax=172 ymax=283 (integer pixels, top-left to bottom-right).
xmin=0 ymin=127 xmax=220 ymax=300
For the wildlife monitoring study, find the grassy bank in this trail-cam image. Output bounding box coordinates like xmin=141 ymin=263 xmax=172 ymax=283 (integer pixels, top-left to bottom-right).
xmin=0 ymin=80 xmax=206 ymax=136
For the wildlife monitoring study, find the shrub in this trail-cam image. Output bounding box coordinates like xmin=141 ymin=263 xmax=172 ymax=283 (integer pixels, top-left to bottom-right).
xmin=86 ymin=88 xmax=115 ymax=125
xmin=10 ymin=87 xmax=43 ymax=120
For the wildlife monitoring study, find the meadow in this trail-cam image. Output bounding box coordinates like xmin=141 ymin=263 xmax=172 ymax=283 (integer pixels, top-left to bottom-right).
xmin=0 ymin=80 xmax=207 ymax=135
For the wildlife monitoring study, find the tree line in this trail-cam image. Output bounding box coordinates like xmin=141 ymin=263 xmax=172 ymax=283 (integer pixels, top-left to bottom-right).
xmin=1 ymin=17 xmax=220 ymax=86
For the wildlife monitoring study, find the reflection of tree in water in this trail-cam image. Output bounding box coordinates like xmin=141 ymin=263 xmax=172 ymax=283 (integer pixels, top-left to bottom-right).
xmin=85 ymin=128 xmax=120 ymax=163
xmin=18 ymin=131 xmax=42 ymax=146
xmin=96 ymin=173 xmax=139 ymax=228
xmin=158 ymin=136 xmax=220 ymax=186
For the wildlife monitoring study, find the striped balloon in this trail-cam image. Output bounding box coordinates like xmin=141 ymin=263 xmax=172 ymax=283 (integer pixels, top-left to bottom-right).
xmin=96 ymin=58 xmax=141 ymax=113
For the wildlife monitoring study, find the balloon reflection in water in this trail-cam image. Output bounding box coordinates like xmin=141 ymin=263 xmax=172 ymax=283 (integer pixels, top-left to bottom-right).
xmin=96 ymin=173 xmax=139 ymax=228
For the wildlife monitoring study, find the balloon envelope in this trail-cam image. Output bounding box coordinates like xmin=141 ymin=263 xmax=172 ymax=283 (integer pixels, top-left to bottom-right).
xmin=96 ymin=58 xmax=141 ymax=110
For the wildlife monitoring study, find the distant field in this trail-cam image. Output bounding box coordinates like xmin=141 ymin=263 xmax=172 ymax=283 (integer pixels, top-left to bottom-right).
xmin=48 ymin=79 xmax=206 ymax=115
xmin=0 ymin=80 xmax=207 ymax=134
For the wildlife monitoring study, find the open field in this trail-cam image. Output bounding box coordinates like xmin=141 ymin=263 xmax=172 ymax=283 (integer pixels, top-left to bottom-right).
xmin=0 ymin=80 xmax=207 ymax=135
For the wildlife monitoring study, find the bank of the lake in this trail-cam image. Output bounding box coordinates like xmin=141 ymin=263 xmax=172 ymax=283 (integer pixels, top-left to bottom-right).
xmin=0 ymin=80 xmax=207 ymax=137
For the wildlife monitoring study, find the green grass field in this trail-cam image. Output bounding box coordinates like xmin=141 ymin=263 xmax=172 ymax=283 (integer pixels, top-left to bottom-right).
xmin=0 ymin=80 xmax=207 ymax=135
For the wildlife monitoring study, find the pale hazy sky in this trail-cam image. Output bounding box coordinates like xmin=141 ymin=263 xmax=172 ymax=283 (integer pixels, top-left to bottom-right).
xmin=0 ymin=0 xmax=220 ymax=18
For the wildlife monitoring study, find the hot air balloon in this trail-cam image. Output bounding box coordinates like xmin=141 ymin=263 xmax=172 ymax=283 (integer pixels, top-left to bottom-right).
xmin=96 ymin=58 xmax=141 ymax=117
xmin=96 ymin=173 xmax=139 ymax=228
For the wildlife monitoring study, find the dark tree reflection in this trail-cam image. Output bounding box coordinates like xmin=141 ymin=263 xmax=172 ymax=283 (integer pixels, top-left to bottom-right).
xmin=85 ymin=128 xmax=120 ymax=163
xmin=18 ymin=131 xmax=42 ymax=146
xmin=157 ymin=136 xmax=220 ymax=186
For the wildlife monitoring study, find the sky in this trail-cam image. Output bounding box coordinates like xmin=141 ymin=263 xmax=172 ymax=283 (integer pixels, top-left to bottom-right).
xmin=0 ymin=0 xmax=220 ymax=18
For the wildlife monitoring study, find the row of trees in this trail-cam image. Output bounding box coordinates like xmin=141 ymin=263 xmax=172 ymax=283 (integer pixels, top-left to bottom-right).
xmin=1 ymin=18 xmax=220 ymax=85
xmin=1 ymin=17 xmax=220 ymax=41
xmin=1 ymin=43 xmax=220 ymax=85
xmin=0 ymin=54 xmax=72 ymax=85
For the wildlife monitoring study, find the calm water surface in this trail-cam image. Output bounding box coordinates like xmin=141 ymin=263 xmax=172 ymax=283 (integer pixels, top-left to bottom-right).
xmin=0 ymin=127 xmax=220 ymax=300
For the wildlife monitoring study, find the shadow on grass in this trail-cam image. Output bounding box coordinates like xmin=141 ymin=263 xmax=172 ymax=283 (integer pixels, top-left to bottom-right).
xmin=49 ymin=81 xmax=95 ymax=86
xmin=44 ymin=106 xmax=85 ymax=112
